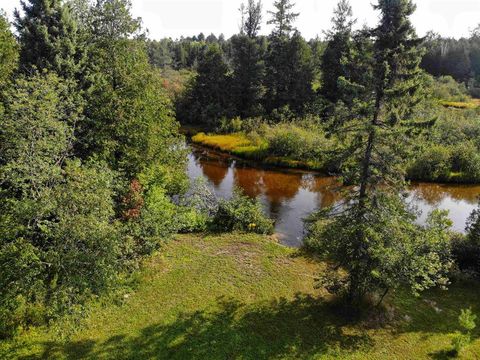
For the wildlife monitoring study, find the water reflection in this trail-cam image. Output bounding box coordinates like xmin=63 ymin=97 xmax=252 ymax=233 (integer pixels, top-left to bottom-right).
xmin=188 ymin=146 xmax=480 ymax=247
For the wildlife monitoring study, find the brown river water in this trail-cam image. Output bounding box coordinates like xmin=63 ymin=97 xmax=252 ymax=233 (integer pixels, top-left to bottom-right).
xmin=187 ymin=146 xmax=480 ymax=247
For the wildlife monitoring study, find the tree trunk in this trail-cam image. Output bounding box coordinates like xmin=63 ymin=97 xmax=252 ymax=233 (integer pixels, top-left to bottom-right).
xmin=358 ymin=93 xmax=382 ymax=210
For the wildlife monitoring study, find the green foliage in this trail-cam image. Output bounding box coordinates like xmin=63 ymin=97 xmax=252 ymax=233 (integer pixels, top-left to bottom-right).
xmin=212 ymin=189 xmax=274 ymax=235
xmin=428 ymin=75 xmax=470 ymax=102
xmin=306 ymin=195 xmax=452 ymax=303
xmin=0 ymin=73 xmax=120 ymax=331
xmin=452 ymin=308 xmax=477 ymax=356
xmin=308 ymin=0 xmax=454 ymax=306
xmin=0 ymin=72 xmax=78 ymax=194
xmin=264 ymin=31 xmax=315 ymax=115
xmin=320 ymin=0 xmax=355 ymax=104
xmin=267 ymin=0 xmax=299 ymax=38
xmin=0 ymin=12 xmax=18 ymax=87
xmin=467 ymin=201 xmax=480 ymax=247
xmin=231 ymin=34 xmax=265 ymax=118
xmin=178 ymin=44 xmax=232 ymax=126
xmin=408 ymin=145 xmax=452 ymax=182
xmin=0 ymin=0 xmax=188 ymax=338
xmin=15 ymin=0 xmax=83 ymax=78
xmin=266 ymin=121 xmax=332 ymax=161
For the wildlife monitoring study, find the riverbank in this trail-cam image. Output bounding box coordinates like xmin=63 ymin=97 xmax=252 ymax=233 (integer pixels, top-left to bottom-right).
xmin=189 ymin=129 xmax=480 ymax=185
xmin=191 ymin=132 xmax=325 ymax=172
xmin=2 ymin=233 xmax=479 ymax=359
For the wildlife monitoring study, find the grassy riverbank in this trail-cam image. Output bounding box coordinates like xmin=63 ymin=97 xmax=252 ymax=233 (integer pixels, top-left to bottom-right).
xmin=1 ymin=233 xmax=479 ymax=359
xmin=192 ymin=132 xmax=324 ymax=171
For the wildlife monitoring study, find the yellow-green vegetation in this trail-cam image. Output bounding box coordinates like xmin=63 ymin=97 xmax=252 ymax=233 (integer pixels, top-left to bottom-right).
xmin=439 ymin=100 xmax=480 ymax=109
xmin=192 ymin=132 xmax=261 ymax=153
xmin=191 ymin=128 xmax=325 ymax=171
xmin=1 ymin=233 xmax=479 ymax=359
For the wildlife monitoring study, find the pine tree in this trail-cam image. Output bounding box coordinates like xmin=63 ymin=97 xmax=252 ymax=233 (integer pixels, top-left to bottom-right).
xmin=308 ymin=0 xmax=451 ymax=306
xmin=243 ymin=0 xmax=263 ymax=39
xmin=179 ymin=44 xmax=232 ymax=126
xmin=267 ymin=0 xmax=298 ymax=38
xmin=264 ymin=0 xmax=313 ymax=115
xmin=231 ymin=0 xmax=265 ymax=118
xmin=14 ymin=0 xmax=83 ymax=79
xmin=0 ymin=12 xmax=18 ymax=87
xmin=320 ymin=0 xmax=356 ymax=104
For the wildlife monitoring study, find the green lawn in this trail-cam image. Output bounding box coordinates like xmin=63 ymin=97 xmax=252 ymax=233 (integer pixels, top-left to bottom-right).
xmin=1 ymin=233 xmax=479 ymax=359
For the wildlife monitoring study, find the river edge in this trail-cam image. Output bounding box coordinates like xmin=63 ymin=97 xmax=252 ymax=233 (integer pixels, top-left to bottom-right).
xmin=183 ymin=127 xmax=480 ymax=186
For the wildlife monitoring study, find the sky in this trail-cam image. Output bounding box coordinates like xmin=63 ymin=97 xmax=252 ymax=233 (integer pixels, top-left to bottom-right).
xmin=1 ymin=0 xmax=479 ymax=40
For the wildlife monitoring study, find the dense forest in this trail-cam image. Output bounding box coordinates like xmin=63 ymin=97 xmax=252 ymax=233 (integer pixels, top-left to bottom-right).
xmin=1 ymin=0 xmax=480 ymax=358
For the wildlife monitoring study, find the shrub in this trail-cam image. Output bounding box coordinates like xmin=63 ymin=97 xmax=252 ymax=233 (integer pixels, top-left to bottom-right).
xmin=217 ymin=117 xmax=243 ymax=134
xmin=430 ymin=76 xmax=470 ymax=102
xmin=266 ymin=122 xmax=330 ymax=162
xmin=450 ymin=142 xmax=480 ymax=182
xmin=451 ymin=234 xmax=480 ymax=276
xmin=408 ymin=145 xmax=452 ymax=181
xmin=451 ymin=308 xmax=477 ymax=357
xmin=211 ymin=189 xmax=274 ymax=235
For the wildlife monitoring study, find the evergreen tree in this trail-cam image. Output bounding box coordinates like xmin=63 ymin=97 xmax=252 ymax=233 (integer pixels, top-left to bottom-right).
xmin=267 ymin=0 xmax=298 ymax=38
xmin=0 ymin=12 xmax=18 ymax=87
xmin=178 ymin=44 xmax=232 ymax=126
xmin=264 ymin=1 xmax=313 ymax=115
xmin=14 ymin=0 xmax=83 ymax=79
xmin=231 ymin=0 xmax=265 ymax=118
xmin=308 ymin=0 xmax=452 ymax=306
xmin=320 ymin=0 xmax=356 ymax=104
xmin=243 ymin=0 xmax=263 ymax=39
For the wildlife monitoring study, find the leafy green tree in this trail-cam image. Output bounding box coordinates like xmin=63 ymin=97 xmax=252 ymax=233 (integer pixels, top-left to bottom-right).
xmin=76 ymin=0 xmax=185 ymax=186
xmin=320 ymin=0 xmax=356 ymax=104
xmin=308 ymin=0 xmax=452 ymax=305
xmin=0 ymin=72 xmax=119 ymax=336
xmin=14 ymin=0 xmax=83 ymax=79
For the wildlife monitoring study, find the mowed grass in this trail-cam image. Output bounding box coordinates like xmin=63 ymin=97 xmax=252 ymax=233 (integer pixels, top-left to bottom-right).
xmin=1 ymin=233 xmax=480 ymax=359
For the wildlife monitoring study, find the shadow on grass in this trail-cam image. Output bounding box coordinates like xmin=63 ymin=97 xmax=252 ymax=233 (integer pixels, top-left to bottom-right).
xmin=16 ymin=294 xmax=374 ymax=360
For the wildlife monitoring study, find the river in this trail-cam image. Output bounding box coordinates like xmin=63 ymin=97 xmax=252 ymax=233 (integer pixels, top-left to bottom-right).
xmin=187 ymin=145 xmax=480 ymax=247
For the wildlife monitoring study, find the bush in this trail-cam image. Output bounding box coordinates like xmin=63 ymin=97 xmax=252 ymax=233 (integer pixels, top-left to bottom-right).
xmin=217 ymin=117 xmax=243 ymax=134
xmin=430 ymin=75 xmax=470 ymax=102
xmin=450 ymin=142 xmax=480 ymax=182
xmin=451 ymin=234 xmax=480 ymax=276
xmin=408 ymin=145 xmax=452 ymax=181
xmin=266 ymin=122 xmax=330 ymax=162
xmin=211 ymin=189 xmax=274 ymax=235
xmin=451 ymin=308 xmax=477 ymax=356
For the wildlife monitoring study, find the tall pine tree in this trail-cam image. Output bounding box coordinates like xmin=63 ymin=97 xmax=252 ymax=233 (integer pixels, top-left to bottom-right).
xmin=231 ymin=0 xmax=265 ymax=118
xmin=264 ymin=0 xmax=313 ymax=115
xmin=308 ymin=0 xmax=451 ymax=306
xmin=320 ymin=0 xmax=356 ymax=104
xmin=0 ymin=12 xmax=18 ymax=87
xmin=14 ymin=0 xmax=83 ymax=79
